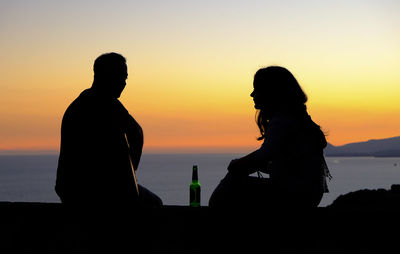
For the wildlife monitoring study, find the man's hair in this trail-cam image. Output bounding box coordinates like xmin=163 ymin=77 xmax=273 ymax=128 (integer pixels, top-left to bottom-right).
xmin=93 ymin=52 xmax=126 ymax=80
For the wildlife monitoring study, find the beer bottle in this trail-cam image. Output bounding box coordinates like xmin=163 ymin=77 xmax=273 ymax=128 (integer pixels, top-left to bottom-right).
xmin=190 ymin=165 xmax=201 ymax=207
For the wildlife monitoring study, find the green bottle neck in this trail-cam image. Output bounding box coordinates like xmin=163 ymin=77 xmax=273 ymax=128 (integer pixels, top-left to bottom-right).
xmin=192 ymin=166 xmax=198 ymax=182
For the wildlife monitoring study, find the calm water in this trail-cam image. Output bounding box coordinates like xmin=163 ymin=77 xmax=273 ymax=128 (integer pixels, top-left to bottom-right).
xmin=1 ymin=154 xmax=400 ymax=207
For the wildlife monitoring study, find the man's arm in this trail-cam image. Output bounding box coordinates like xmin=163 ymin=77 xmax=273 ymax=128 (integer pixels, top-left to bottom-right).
xmin=125 ymin=115 xmax=143 ymax=171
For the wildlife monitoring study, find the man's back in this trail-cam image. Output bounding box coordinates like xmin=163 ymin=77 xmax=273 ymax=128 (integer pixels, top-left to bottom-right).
xmin=55 ymin=52 xmax=162 ymax=208
xmin=55 ymin=88 xmax=140 ymax=205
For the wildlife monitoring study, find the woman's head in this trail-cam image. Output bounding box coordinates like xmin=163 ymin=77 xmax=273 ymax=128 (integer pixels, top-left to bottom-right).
xmin=252 ymin=66 xmax=308 ymax=140
xmin=251 ymin=66 xmax=307 ymax=115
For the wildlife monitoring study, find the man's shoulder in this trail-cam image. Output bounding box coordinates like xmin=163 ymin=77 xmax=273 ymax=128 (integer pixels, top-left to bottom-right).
xmin=112 ymin=98 xmax=130 ymax=115
xmin=63 ymin=89 xmax=93 ymax=117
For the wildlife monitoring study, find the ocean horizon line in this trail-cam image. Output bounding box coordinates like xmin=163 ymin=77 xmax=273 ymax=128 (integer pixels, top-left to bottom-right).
xmin=1 ymin=151 xmax=399 ymax=159
xmin=2 ymin=135 xmax=399 ymax=156
xmin=0 ymin=149 xmax=254 ymax=156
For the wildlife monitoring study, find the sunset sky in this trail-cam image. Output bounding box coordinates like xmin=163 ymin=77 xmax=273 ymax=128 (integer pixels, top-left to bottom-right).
xmin=1 ymin=0 xmax=399 ymax=153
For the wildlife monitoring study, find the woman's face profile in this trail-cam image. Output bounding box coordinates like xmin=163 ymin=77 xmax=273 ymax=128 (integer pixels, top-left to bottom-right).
xmin=250 ymin=80 xmax=265 ymax=109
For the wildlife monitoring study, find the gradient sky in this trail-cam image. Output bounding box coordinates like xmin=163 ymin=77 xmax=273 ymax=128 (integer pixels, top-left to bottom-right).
xmin=1 ymin=0 xmax=399 ymax=153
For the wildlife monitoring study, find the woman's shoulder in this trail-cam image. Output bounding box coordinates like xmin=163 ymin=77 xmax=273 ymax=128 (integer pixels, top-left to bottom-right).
xmin=269 ymin=115 xmax=299 ymax=131
xmin=262 ymin=116 xmax=296 ymax=144
xmin=267 ymin=114 xmax=317 ymax=142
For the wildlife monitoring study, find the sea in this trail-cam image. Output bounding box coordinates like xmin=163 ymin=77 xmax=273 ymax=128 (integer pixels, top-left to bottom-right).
xmin=1 ymin=154 xmax=400 ymax=207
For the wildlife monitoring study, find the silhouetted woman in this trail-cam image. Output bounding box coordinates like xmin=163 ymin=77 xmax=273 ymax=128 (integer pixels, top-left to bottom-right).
xmin=209 ymin=66 xmax=331 ymax=208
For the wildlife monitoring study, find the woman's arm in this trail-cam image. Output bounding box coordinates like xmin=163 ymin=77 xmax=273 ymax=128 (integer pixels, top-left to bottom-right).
xmin=227 ymin=118 xmax=289 ymax=176
xmin=227 ymin=151 xmax=264 ymax=176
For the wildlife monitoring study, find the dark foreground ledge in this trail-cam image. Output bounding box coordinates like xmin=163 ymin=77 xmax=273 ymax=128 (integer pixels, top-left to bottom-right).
xmin=1 ymin=202 xmax=400 ymax=254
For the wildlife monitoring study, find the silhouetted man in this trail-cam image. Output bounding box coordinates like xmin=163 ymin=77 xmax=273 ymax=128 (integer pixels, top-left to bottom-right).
xmin=55 ymin=52 xmax=162 ymax=208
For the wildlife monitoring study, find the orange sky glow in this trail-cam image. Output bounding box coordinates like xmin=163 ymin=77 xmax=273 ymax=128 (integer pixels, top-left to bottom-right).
xmin=1 ymin=1 xmax=399 ymax=153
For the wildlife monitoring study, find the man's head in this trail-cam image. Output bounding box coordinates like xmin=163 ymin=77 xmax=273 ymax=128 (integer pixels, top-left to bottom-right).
xmin=92 ymin=52 xmax=128 ymax=98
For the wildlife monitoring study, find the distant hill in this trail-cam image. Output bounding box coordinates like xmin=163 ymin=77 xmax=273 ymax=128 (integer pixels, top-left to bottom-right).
xmin=325 ymin=136 xmax=400 ymax=157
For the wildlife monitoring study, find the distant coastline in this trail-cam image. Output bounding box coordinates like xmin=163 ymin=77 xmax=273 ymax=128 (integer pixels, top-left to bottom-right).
xmin=325 ymin=154 xmax=400 ymax=158
xmin=325 ymin=136 xmax=400 ymax=157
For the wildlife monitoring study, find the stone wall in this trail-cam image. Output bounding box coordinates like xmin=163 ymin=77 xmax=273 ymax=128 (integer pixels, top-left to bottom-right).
xmin=1 ymin=202 xmax=399 ymax=253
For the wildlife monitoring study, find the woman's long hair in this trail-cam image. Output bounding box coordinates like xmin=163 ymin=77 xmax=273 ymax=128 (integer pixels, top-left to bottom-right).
xmin=254 ymin=66 xmax=309 ymax=141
